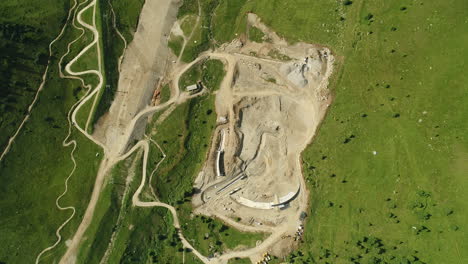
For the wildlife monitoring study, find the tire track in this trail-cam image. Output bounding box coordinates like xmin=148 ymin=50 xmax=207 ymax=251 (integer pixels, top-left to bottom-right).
xmin=107 ymin=0 xmax=127 ymax=72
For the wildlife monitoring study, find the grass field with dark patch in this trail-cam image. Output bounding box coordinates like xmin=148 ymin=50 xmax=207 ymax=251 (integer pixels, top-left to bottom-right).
xmin=0 ymin=0 xmax=70 ymax=151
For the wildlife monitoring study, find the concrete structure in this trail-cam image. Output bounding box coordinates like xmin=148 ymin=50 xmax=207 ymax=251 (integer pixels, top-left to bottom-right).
xmin=215 ymin=173 xmax=245 ymax=195
xmin=186 ymin=82 xmax=203 ymax=93
xmin=186 ymin=84 xmax=199 ymax=92
xmin=235 ymin=186 xmax=300 ymax=210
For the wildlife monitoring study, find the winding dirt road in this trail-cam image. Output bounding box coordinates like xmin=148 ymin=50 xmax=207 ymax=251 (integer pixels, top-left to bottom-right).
xmin=67 ymin=0 xmax=107 ymax=150
xmin=34 ymin=0 xmax=109 ymax=263
xmin=127 ymin=140 xmax=211 ymax=263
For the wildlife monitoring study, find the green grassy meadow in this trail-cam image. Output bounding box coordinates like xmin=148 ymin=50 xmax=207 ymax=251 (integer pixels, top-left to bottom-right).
xmin=172 ymin=0 xmax=221 ymax=62
xmin=178 ymin=201 xmax=266 ymax=257
xmin=228 ymin=258 xmax=252 ymax=264
xmin=0 ymin=1 xmax=103 ymax=263
xmin=248 ymin=26 xmax=265 ymax=43
xmin=168 ymin=33 xmax=184 ymax=57
xmin=159 ymin=84 xmax=171 ymax=104
xmin=0 ymin=25 xmax=103 ymax=264
xmin=75 ymin=92 xmax=96 ymax=128
xmin=75 ymin=150 xmax=203 ymax=264
xmin=79 ymin=0 xmax=107 ymax=134
xmin=109 ymin=0 xmax=144 ymax=42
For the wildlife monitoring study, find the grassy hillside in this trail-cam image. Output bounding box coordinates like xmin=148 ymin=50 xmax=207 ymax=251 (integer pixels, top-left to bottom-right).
xmin=295 ymin=0 xmax=468 ymax=262
xmin=2 ymin=0 xmax=466 ymax=263
xmin=0 ymin=9 xmax=103 ymax=261
xmin=171 ymin=0 xmax=220 ymax=62
xmin=179 ymin=59 xmax=225 ymax=91
xmin=74 ymin=150 xmax=204 ymax=264
xmin=0 ymin=0 xmax=70 ymax=151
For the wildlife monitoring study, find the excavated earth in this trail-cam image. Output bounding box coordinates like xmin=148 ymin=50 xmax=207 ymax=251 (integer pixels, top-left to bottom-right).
xmin=93 ymin=0 xmax=180 ymax=156
xmin=192 ymin=13 xmax=335 ymax=260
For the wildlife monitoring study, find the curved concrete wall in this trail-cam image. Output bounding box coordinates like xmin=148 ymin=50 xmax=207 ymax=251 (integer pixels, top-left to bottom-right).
xmin=235 ymin=186 xmax=300 ymax=210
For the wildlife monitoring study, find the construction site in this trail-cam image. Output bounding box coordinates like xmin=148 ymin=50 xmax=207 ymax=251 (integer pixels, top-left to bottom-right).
xmin=189 ymin=13 xmax=335 ymax=259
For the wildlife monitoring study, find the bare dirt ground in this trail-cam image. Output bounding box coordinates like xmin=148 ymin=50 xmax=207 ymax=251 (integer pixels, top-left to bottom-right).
xmin=93 ymin=0 xmax=180 ymax=157
xmin=192 ymin=13 xmax=334 ymax=262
